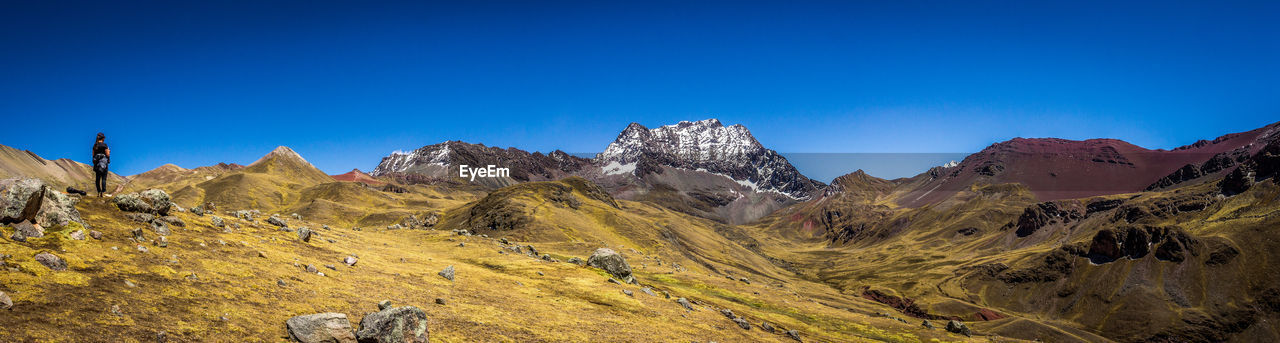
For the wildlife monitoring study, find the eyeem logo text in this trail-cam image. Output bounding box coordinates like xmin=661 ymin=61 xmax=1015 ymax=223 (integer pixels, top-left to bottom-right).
xmin=459 ymin=164 xmax=510 ymax=181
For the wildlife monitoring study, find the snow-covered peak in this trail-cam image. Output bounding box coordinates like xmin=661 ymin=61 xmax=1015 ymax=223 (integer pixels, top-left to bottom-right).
xmin=370 ymin=141 xmax=456 ymax=176
xmin=942 ymin=160 xmax=960 ymax=168
xmin=597 ymin=118 xmax=764 ymax=164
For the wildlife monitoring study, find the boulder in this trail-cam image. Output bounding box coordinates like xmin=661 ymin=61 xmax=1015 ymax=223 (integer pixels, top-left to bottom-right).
xmin=0 ymin=290 xmax=11 ymax=310
xmin=355 ymin=305 xmax=429 ymax=343
xmin=587 ymin=248 xmax=634 ymax=284
xmin=343 ymin=256 xmax=358 ymax=266
xmin=112 ymin=189 xmax=172 ymax=215
xmin=676 ymin=298 xmax=695 ymax=311
xmin=732 ymin=317 xmax=751 ymax=330
xmin=286 ymin=312 xmax=357 ymax=343
xmin=761 ymin=321 xmax=776 ymax=333
xmin=945 ymin=320 xmax=971 ymax=337
xmin=151 ymin=221 xmax=170 ymax=236
xmin=35 ymin=252 xmax=67 ymax=271
xmin=0 ymin=178 xmax=85 ymax=228
xmin=69 ymin=229 xmax=85 ymax=240
xmin=298 ymin=227 xmax=313 ymax=242
xmin=787 ymin=329 xmax=802 ymax=342
xmin=268 ymin=215 xmax=288 ymax=227
xmin=438 ymin=265 xmax=455 ymax=281
xmin=13 ymin=220 xmax=44 ymax=239
xmin=211 ymin=216 xmax=225 ymax=228
xmin=90 ymin=230 xmax=103 ymax=239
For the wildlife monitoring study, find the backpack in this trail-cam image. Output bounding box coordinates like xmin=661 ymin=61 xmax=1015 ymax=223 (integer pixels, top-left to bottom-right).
xmin=93 ymin=153 xmax=109 ymax=173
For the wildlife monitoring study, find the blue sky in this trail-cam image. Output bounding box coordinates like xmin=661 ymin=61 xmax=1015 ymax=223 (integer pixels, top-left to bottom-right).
xmin=1 ymin=1 xmax=1276 ymax=180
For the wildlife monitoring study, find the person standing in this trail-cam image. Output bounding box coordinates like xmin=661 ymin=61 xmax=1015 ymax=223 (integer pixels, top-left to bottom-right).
xmin=92 ymin=132 xmax=110 ymax=197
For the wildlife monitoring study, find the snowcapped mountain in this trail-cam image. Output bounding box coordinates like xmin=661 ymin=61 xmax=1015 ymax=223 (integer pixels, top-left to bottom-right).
xmin=369 ymin=141 xmax=589 ymax=184
xmin=595 ymin=119 xmax=824 ymax=200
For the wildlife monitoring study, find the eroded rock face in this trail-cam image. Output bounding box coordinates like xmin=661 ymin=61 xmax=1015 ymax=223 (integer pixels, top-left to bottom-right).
xmin=587 ymin=248 xmax=634 ymax=284
xmin=1081 ymin=226 xmax=1199 ymax=264
xmin=355 ymin=306 xmax=429 ymax=343
xmin=286 ymin=312 xmax=357 ymax=343
xmin=1004 ymin=202 xmax=1082 ymax=237
xmin=0 ymin=178 xmax=85 ymax=228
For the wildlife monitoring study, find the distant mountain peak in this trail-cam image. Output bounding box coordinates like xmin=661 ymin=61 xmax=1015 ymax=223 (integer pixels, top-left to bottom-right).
xmin=596 ymin=118 xmax=822 ymax=200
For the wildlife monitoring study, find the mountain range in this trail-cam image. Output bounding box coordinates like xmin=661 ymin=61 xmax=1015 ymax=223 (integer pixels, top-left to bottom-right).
xmin=1 ymin=119 xmax=1279 ymax=342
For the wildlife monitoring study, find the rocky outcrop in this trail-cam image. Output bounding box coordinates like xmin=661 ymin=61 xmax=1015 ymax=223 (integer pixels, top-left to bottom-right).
xmin=587 ymin=248 xmax=634 ymax=284
xmin=0 ymin=178 xmax=85 ymax=228
xmin=355 ymin=305 xmax=429 ymax=343
xmin=286 ymin=312 xmax=357 ymax=343
xmin=1003 ymin=202 xmax=1082 ymax=237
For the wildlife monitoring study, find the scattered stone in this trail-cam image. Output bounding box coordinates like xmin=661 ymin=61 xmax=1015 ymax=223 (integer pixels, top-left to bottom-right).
xmin=267 ymin=214 xmax=287 ymax=227
xmin=457 ymin=242 xmax=465 ymax=247
xmin=69 ymin=229 xmax=85 ymax=240
xmin=211 ymin=216 xmax=225 ymax=228
xmin=151 ymin=221 xmax=170 ymax=236
xmin=567 ymin=257 xmax=584 ymax=265
xmin=1 ymin=178 xmax=86 ymax=228
xmin=434 ymin=298 xmax=446 ymax=305
xmin=306 ymin=264 xmax=318 ymax=273
xmin=298 ymin=227 xmax=313 ymax=242
xmin=154 ymin=236 xmax=168 ymax=248
xmin=343 ymin=256 xmax=358 ymax=266
xmin=720 ymin=308 xmax=735 ymax=319
xmin=922 ymin=320 xmax=935 ymax=329
xmin=125 ymin=212 xmax=155 ymax=223
xmin=500 ymin=238 xmax=510 ymax=244
xmin=732 ymin=317 xmax=751 ymax=330
xmin=326 ymin=239 xmax=336 ymax=243
xmin=278 ymin=279 xmax=288 ymax=287
xmin=111 ymin=304 xmax=123 ymax=316
xmin=355 ymin=305 xmax=429 ymax=343
xmin=13 ymin=220 xmax=44 ymax=239
xmin=325 ymin=264 xmax=337 ymax=270
xmin=738 ymin=277 xmax=750 ymax=284
xmin=761 ymin=321 xmax=776 ymax=333
xmin=34 ymin=252 xmax=67 ymax=271
xmin=159 ymin=216 xmax=185 ymax=227
xmin=0 ymin=291 xmax=11 ymax=310
xmin=156 ymin=331 xmax=167 ymax=343
xmin=131 ymin=228 xmax=145 ymax=241
xmin=676 ymin=298 xmax=695 ymax=311
xmin=258 ymin=251 xmax=267 ymax=258
xmin=622 ymin=289 xmax=634 ymax=297
xmin=378 ymin=300 xmax=392 ymax=310
xmin=587 ymin=248 xmax=634 ymax=284
xmin=286 ymin=312 xmax=357 ymax=343
xmin=438 ymin=265 xmax=455 ymax=281
xmin=113 ymin=189 xmax=172 ymax=215
xmin=640 ymin=288 xmax=657 ymax=296
xmin=607 ymin=278 xmax=621 ymax=284
xmin=945 ymin=320 xmax=971 ymax=337
xmin=536 ymin=271 xmax=544 ymax=276
xmin=125 ymin=280 xmax=136 ymax=287
xmin=292 ymin=213 xmax=302 ymax=220
xmin=137 ymin=245 xmax=149 ymax=253
xmin=787 ymin=329 xmax=802 ymax=342
xmin=90 ymin=230 xmax=102 ymax=239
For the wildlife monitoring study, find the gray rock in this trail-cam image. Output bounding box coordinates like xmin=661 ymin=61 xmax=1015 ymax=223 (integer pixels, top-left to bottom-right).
xmin=90 ymin=230 xmax=102 ymax=239
xmin=378 ymin=300 xmax=392 ymax=310
xmin=154 ymin=236 xmax=168 ymax=248
xmin=1 ymin=178 xmax=86 ymax=228
xmin=306 ymin=264 xmax=318 ymax=273
xmin=292 ymin=213 xmax=302 ymax=220
xmin=676 ymin=298 xmax=695 ymax=311
xmin=622 ymin=289 xmax=634 ymax=297
xmin=211 ymin=216 xmax=225 ymax=228
xmin=355 ymin=306 xmax=429 ymax=343
xmin=761 ymin=321 xmax=776 ymax=333
xmin=325 ymin=264 xmax=337 ymax=270
xmin=434 ymin=298 xmax=446 ymax=305
xmin=720 ymin=308 xmax=735 ymax=319
xmin=344 ymin=256 xmax=358 ymax=266
xmin=787 ymin=329 xmax=802 ymax=342
xmin=151 ymin=221 xmax=170 ymax=236
xmin=499 ymin=238 xmax=510 ymax=244
xmin=234 ymin=210 xmax=255 ymax=221
xmin=0 ymin=290 xmax=11 ymax=310
xmin=278 ymin=279 xmax=288 ymax=287
xmin=34 ymin=252 xmax=67 ymax=271
xmin=160 ymin=216 xmax=185 ymax=227
xmin=738 ymin=277 xmax=750 ymax=284
xmin=945 ymin=320 xmax=971 ymax=337
xmin=267 ymin=214 xmax=288 ymax=227
xmin=732 ymin=317 xmax=751 ymax=330
xmin=567 ymin=257 xmax=584 ymax=265
xmin=298 ymin=227 xmax=313 ymax=242
xmin=640 ymin=287 xmax=657 ymax=296
xmin=67 ymin=229 xmax=85 ymax=240
xmin=125 ymin=212 xmax=155 ymax=223
xmin=922 ymin=320 xmax=934 ymax=329
xmin=113 ymin=189 xmax=172 ymax=215
xmin=438 ymin=265 xmax=455 ymax=281
xmin=587 ymin=248 xmax=634 ymax=284
xmin=156 ymin=331 xmax=167 ymax=343
xmin=13 ymin=220 xmax=44 ymax=239
xmin=131 ymin=228 xmax=145 ymax=241
xmin=286 ymin=312 xmax=357 ymax=343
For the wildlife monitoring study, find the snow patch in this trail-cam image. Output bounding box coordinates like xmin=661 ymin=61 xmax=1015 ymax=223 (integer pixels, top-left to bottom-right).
xmin=600 ymin=161 xmax=637 ymax=176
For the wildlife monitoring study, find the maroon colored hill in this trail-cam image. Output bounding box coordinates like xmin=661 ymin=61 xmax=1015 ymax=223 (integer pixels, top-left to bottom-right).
xmin=899 ymin=121 xmax=1280 ymax=207
xmin=330 ymin=168 xmax=384 ymax=185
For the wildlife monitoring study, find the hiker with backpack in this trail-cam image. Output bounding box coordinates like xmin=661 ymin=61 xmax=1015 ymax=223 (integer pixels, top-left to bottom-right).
xmin=92 ymin=132 xmax=110 ymax=197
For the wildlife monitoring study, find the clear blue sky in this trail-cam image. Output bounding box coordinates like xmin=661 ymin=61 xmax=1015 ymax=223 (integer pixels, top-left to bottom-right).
xmin=1 ymin=1 xmax=1276 ymax=179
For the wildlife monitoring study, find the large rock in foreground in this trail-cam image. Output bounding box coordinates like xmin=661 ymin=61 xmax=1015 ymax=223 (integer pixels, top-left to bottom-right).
xmin=112 ymin=189 xmax=173 ymax=216
xmin=0 ymin=178 xmax=85 ymax=228
xmin=587 ymin=248 xmax=634 ymax=284
xmin=286 ymin=313 xmax=357 ymax=343
xmin=356 ymin=306 xmax=429 ymax=343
